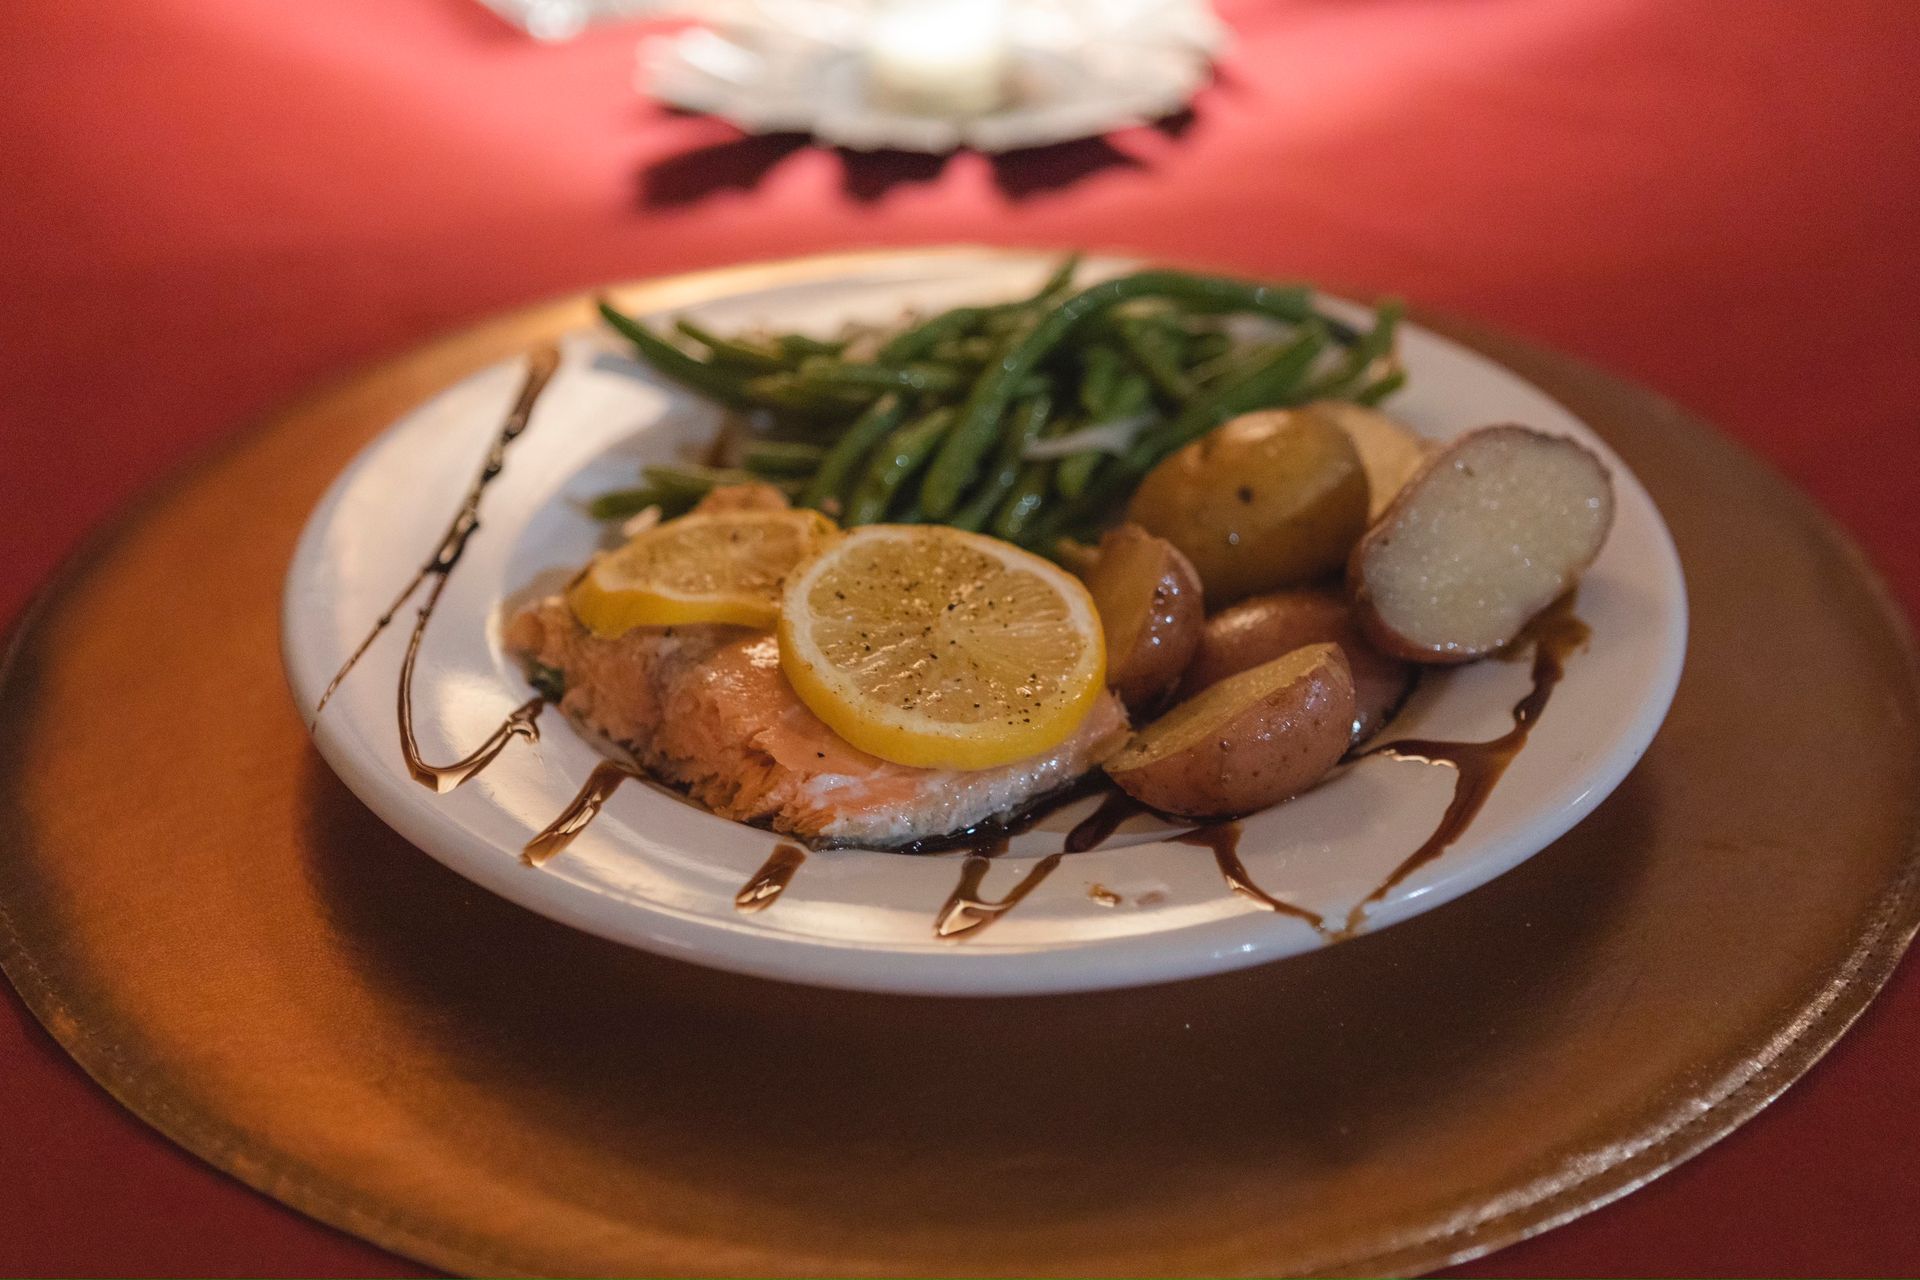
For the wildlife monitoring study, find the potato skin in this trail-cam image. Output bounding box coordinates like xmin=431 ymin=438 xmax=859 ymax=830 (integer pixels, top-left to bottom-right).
xmin=1079 ymin=525 xmax=1204 ymax=713
xmin=1127 ymin=411 xmax=1369 ymax=607
xmin=1299 ymin=401 xmax=1432 ymax=521
xmin=1182 ymin=588 xmax=1415 ymax=744
xmin=1107 ymin=646 xmax=1356 ymax=819
xmin=1352 ymin=592 xmax=1454 ymax=665
xmin=1349 ymin=425 xmax=1614 ymax=663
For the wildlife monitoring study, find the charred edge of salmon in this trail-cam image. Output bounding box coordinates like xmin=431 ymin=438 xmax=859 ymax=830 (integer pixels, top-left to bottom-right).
xmin=824 ymin=773 xmax=1113 ymax=855
xmin=522 ymin=691 xmax=1122 ymax=856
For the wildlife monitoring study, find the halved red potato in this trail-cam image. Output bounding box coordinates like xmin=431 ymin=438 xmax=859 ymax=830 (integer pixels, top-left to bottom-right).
xmin=1349 ymin=425 xmax=1614 ymax=663
xmin=1076 ymin=524 xmax=1204 ymax=713
xmin=1105 ymin=643 xmax=1355 ymax=818
xmin=1126 ymin=411 xmax=1369 ymax=606
xmin=1182 ymin=588 xmax=1414 ymax=745
xmin=1300 ymin=401 xmax=1432 ymax=521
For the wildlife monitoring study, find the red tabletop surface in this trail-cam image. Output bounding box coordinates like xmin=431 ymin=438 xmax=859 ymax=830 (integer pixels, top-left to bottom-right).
xmin=4 ymin=1 xmax=1919 ymax=1273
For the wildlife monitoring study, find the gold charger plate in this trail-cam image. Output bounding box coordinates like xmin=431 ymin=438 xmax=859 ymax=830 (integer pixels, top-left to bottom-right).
xmin=2 ymin=253 xmax=1917 ymax=1277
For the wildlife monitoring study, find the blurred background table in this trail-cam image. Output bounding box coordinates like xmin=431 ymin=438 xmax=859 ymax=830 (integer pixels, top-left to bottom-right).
xmin=3 ymin=1 xmax=1918 ymax=1273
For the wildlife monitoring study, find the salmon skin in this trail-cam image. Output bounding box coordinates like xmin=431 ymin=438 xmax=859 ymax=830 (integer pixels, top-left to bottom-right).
xmin=507 ymin=601 xmax=1127 ymax=847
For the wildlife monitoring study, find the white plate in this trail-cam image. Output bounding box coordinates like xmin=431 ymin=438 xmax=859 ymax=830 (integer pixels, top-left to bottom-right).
xmin=282 ymin=250 xmax=1686 ymax=996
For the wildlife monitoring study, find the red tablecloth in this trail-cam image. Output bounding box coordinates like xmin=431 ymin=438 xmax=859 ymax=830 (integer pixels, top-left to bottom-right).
xmin=4 ymin=1 xmax=1918 ymax=1273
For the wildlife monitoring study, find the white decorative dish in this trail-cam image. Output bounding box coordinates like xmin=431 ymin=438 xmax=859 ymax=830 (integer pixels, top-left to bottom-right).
xmin=282 ymin=249 xmax=1686 ymax=995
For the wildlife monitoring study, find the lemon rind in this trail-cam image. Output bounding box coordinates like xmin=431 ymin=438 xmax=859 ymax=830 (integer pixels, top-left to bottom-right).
xmin=776 ymin=525 xmax=1106 ymax=771
xmin=566 ymin=508 xmax=832 ymax=636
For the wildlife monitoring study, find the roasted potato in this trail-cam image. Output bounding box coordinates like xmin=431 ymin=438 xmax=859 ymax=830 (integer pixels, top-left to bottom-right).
xmin=1105 ymin=643 xmax=1355 ymax=818
xmin=1127 ymin=411 xmax=1369 ymax=606
xmin=1300 ymin=401 xmax=1432 ymax=521
xmin=1076 ymin=524 xmax=1204 ymax=713
xmin=1350 ymin=425 xmax=1615 ymax=663
xmin=1182 ymin=588 xmax=1414 ymax=745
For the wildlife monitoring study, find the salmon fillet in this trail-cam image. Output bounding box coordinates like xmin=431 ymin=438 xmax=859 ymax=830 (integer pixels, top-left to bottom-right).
xmin=506 ymin=600 xmax=1128 ymax=847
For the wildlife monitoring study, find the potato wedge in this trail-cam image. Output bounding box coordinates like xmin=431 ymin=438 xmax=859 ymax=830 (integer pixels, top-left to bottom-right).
xmin=1127 ymin=411 xmax=1368 ymax=606
xmin=1077 ymin=524 xmax=1204 ymax=713
xmin=1350 ymin=425 xmax=1615 ymax=663
xmin=1106 ymin=643 xmax=1355 ymax=818
xmin=1182 ymin=588 xmax=1414 ymax=744
xmin=1300 ymin=401 xmax=1432 ymax=521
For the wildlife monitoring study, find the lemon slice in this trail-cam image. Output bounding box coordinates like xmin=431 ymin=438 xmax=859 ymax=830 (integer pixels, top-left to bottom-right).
xmin=777 ymin=525 xmax=1107 ymax=770
xmin=567 ymin=508 xmax=836 ymax=634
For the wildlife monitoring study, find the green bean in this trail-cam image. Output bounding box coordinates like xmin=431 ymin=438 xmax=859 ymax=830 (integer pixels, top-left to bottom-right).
xmin=1032 ymin=252 xmax=1082 ymax=301
xmin=990 ymin=398 xmax=1087 ymax=533
xmin=950 ymin=393 xmax=1053 ymax=532
xmin=779 ymin=333 xmax=846 ymax=360
xmin=1105 ymin=369 xmax=1152 ymax=419
xmin=1195 ymin=338 xmax=1301 ymax=396
xmin=1022 ymin=457 xmax=1134 ymax=549
xmin=737 ymin=372 xmax=875 ymax=417
xmin=1054 ymin=448 xmax=1104 ymax=501
xmin=1077 ymin=344 xmax=1121 ymax=418
xmin=920 ymin=270 xmax=1323 ymax=517
xmin=876 ymin=254 xmax=1076 ymax=365
xmin=987 ymin=256 xmax=1080 ymax=342
xmin=1184 ymin=329 xmax=1233 ymax=365
xmin=1355 ymin=366 xmax=1408 ymax=406
xmin=597 ymin=300 xmax=754 ymax=408
xmin=928 ymin=335 xmax=1000 ymax=367
xmin=1133 ymin=286 xmax=1358 ymax=342
xmin=587 ymin=486 xmax=695 ymax=521
xmin=787 ymin=360 xmax=969 ymax=396
xmin=991 ymin=463 xmax=1055 ymax=542
xmin=672 ymin=319 xmax=791 ymax=373
xmin=982 ymin=254 xmax=1082 ymax=339
xmin=1131 ymin=320 xmax=1330 ymax=466
xmin=1302 ymin=298 xmax=1402 ymax=401
xmin=846 ymin=408 xmax=956 ymax=526
xmin=1059 ymin=364 xmax=1144 ymax=498
xmin=1116 ymin=317 xmax=1194 ymax=402
xmin=980 ymin=307 xmax=1038 ymax=338
xmin=1187 ymin=346 xmax=1245 ymax=388
xmin=800 ymin=394 xmax=906 ymax=513
xmin=642 ymin=463 xmax=801 ymax=500
xmin=1054 ymin=355 xmax=1149 ymax=500
xmin=772 ymin=358 xmax=1052 ymax=401
xmin=742 ymin=441 xmax=827 ymax=477
xmin=877 ymin=305 xmax=997 ymax=365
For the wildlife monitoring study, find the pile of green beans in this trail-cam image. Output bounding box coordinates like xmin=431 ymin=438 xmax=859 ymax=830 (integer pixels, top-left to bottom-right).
xmin=592 ymin=257 xmax=1403 ymax=551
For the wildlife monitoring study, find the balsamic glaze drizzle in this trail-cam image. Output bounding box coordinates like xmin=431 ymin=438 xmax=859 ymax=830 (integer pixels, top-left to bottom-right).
xmin=1341 ymin=596 xmax=1591 ymax=934
xmin=404 ymin=694 xmax=546 ymax=795
xmin=1176 ymin=823 xmax=1326 ymax=929
xmin=314 ymin=342 xmax=1585 ymax=943
xmin=913 ymin=596 xmax=1588 ymax=940
xmin=1064 ymin=787 xmax=1149 ymax=853
xmin=524 ymin=760 xmax=642 ymax=866
xmin=736 ymin=844 xmax=808 ymax=912
xmin=934 ymin=845 xmax=1065 ymax=939
xmin=313 ymin=345 xmax=561 ymax=726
